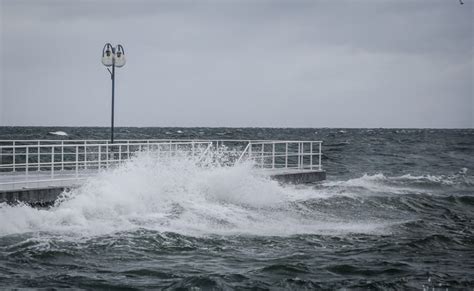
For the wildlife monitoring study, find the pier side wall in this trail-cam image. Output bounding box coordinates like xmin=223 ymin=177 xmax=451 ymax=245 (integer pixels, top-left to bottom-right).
xmin=0 ymin=187 xmax=68 ymax=206
xmin=1 ymin=171 xmax=326 ymax=205
xmin=271 ymin=171 xmax=326 ymax=184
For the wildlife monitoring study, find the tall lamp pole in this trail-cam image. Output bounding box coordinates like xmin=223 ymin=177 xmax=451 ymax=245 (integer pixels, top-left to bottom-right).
xmin=102 ymin=43 xmax=126 ymax=143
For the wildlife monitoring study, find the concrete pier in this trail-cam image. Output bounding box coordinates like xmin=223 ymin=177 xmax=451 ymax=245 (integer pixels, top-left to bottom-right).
xmin=269 ymin=169 xmax=326 ymax=184
xmin=0 ymin=169 xmax=326 ymax=205
xmin=0 ymin=187 xmax=69 ymax=206
xmin=1 ymin=139 xmax=326 ymax=205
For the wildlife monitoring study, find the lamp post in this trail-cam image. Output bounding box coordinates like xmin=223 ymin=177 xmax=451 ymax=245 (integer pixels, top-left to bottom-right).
xmin=102 ymin=43 xmax=126 ymax=144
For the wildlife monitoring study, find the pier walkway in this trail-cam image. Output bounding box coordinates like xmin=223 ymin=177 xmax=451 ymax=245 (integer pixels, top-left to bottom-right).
xmin=0 ymin=139 xmax=325 ymax=204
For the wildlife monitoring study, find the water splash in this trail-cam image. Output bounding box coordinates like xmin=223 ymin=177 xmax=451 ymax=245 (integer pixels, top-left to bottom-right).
xmin=0 ymin=150 xmax=395 ymax=237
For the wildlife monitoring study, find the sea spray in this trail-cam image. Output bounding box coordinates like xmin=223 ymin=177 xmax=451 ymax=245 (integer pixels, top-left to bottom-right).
xmin=0 ymin=149 xmax=390 ymax=237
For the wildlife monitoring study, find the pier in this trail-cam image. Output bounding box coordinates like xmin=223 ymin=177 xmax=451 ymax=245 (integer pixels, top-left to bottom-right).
xmin=0 ymin=140 xmax=325 ymax=204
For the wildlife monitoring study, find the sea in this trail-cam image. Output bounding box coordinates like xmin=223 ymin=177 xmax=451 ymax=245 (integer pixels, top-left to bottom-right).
xmin=0 ymin=127 xmax=473 ymax=290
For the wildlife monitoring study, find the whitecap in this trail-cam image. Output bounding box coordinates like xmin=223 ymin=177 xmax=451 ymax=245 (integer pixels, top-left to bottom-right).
xmin=48 ymin=131 xmax=68 ymax=136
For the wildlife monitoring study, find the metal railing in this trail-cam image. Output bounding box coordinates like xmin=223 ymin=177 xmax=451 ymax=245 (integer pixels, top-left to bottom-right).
xmin=237 ymin=140 xmax=322 ymax=171
xmin=0 ymin=141 xmax=212 ymax=172
xmin=0 ymin=139 xmax=190 ymax=146
xmin=0 ymin=139 xmax=322 ymax=190
xmin=0 ymin=139 xmax=264 ymax=146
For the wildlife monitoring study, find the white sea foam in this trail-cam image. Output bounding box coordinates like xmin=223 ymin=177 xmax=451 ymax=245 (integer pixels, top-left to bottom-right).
xmin=323 ymin=169 xmax=472 ymax=195
xmin=323 ymin=175 xmax=410 ymax=196
xmin=48 ymin=131 xmax=68 ymax=136
xmin=0 ymin=151 xmax=393 ymax=237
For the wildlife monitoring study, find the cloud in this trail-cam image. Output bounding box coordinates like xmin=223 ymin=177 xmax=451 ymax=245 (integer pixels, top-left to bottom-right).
xmin=1 ymin=0 xmax=472 ymax=127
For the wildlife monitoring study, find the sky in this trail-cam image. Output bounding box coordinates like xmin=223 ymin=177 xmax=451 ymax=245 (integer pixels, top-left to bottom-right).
xmin=0 ymin=0 xmax=472 ymax=128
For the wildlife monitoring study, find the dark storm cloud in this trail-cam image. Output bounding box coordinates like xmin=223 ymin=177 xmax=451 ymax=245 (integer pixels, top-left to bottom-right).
xmin=1 ymin=0 xmax=472 ymax=127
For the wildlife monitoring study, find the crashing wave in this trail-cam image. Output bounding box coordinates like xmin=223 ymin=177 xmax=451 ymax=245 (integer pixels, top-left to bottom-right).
xmin=0 ymin=150 xmax=391 ymax=238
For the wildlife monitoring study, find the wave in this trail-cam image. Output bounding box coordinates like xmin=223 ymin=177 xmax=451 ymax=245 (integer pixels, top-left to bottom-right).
xmin=48 ymin=131 xmax=68 ymax=136
xmin=0 ymin=150 xmax=392 ymax=238
xmin=323 ymin=169 xmax=473 ymax=195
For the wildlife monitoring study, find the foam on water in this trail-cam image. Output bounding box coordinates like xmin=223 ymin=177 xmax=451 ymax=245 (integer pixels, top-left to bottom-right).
xmin=48 ymin=131 xmax=68 ymax=136
xmin=0 ymin=150 xmax=395 ymax=237
xmin=323 ymin=169 xmax=473 ymax=195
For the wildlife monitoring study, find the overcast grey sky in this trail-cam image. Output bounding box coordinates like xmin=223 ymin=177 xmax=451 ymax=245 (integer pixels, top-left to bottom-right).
xmin=1 ymin=0 xmax=472 ymax=128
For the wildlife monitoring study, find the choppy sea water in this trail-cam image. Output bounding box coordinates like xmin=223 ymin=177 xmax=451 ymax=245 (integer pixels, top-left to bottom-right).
xmin=0 ymin=127 xmax=473 ymax=289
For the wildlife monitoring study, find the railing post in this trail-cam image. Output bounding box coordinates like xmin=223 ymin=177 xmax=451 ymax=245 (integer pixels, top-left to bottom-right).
xmin=51 ymin=146 xmax=55 ymax=179
xmin=272 ymin=142 xmax=275 ymax=169
xmin=296 ymin=142 xmax=299 ymax=169
xmin=37 ymin=141 xmax=40 ymax=171
xmin=310 ymin=142 xmax=313 ymax=170
xmin=248 ymin=143 xmax=252 ymax=161
xmin=119 ymin=144 xmax=122 ymax=163
xmin=84 ymin=145 xmax=87 ymax=170
xmin=12 ymin=141 xmax=15 ymax=172
xmin=106 ymin=143 xmax=109 ymax=169
xmin=261 ymin=143 xmax=264 ymax=168
xmin=98 ymin=145 xmax=102 ymax=170
xmin=127 ymin=141 xmax=130 ymax=160
xmin=319 ymin=142 xmax=322 ymax=171
xmin=285 ymin=143 xmax=288 ymax=168
xmin=61 ymin=141 xmax=64 ymax=171
xmin=25 ymin=146 xmax=29 ymax=178
xmin=75 ymin=145 xmax=79 ymax=178
xmin=301 ymin=142 xmax=304 ymax=169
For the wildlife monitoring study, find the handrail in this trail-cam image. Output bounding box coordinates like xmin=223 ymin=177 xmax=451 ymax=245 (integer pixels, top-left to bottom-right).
xmin=0 ymin=139 xmax=322 ymax=144
xmin=0 ymin=141 xmax=214 ymax=149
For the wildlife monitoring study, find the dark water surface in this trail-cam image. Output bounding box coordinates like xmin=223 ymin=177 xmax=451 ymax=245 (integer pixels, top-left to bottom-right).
xmin=0 ymin=127 xmax=473 ymax=289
